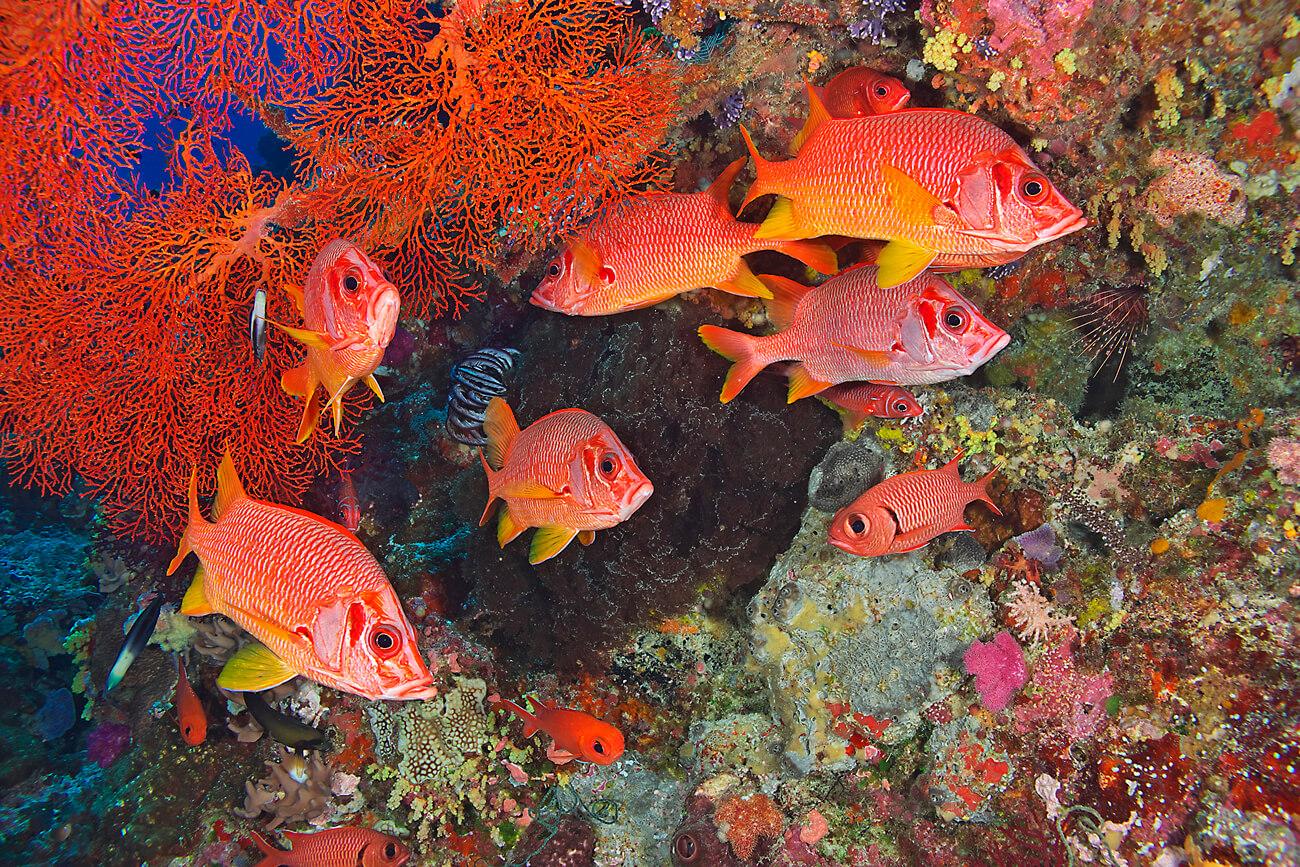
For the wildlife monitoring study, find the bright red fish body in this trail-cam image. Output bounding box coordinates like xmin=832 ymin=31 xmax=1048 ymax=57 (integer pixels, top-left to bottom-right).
xmin=168 ymin=452 xmax=436 ymax=701
xmin=530 ymin=159 xmax=836 ymax=316
xmin=742 ymin=106 xmax=1086 ymax=288
xmin=478 ymin=399 xmax=653 ymax=564
xmin=822 ymin=382 xmax=923 ymax=431
xmin=339 ymin=469 xmax=360 ymax=533
xmin=250 ymin=827 xmax=410 ymax=867
xmin=279 ymin=240 xmax=401 ymax=442
xmin=828 ymin=452 xmax=1001 ymax=557
xmin=175 ymin=657 xmax=207 ymax=746
xmin=698 ymin=267 xmax=1009 ymax=403
xmin=792 ymin=67 xmax=910 ymax=153
xmin=494 ymin=696 xmax=625 ymax=765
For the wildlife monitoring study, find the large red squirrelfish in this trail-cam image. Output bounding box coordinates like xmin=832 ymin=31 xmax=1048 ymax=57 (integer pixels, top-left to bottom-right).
xmin=820 ymin=382 xmax=923 ymax=431
xmin=167 ymin=452 xmax=436 ymax=701
xmin=790 ymin=67 xmax=911 ymax=153
xmin=530 ymin=158 xmax=837 ymax=316
xmin=741 ymin=100 xmax=1087 ymax=288
xmin=277 ymin=240 xmax=401 ymax=442
xmin=828 ymin=452 xmax=1001 ymax=557
xmin=493 ymin=696 xmax=625 ymax=765
xmin=698 ymin=267 xmax=1009 ymax=403
xmin=479 ymin=398 xmax=653 ymax=564
xmin=250 ymin=827 xmax=410 ymax=867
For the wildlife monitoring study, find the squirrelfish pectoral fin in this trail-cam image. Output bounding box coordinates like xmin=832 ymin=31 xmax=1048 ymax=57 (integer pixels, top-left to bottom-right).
xmin=500 ymin=480 xmax=564 ymax=500
xmin=880 ymin=163 xmax=945 ymax=225
xmin=717 ymin=260 xmax=773 ymax=299
xmin=498 ymin=507 xmax=527 ymax=547
xmin=875 ymin=240 xmax=938 ymax=289
xmin=832 ymin=342 xmax=896 ymax=367
xmin=284 ymin=283 xmax=306 ymax=315
xmin=217 ymin=642 xmax=297 ymax=692
xmin=280 ymin=363 xmax=314 ymax=399
xmin=786 ymin=364 xmax=833 ymax=403
xmin=529 ymin=526 xmax=579 ymax=564
xmin=180 ymin=564 xmax=214 ymax=616
xmin=364 ymin=374 xmax=384 ymax=402
xmin=482 ymin=398 xmax=521 ymax=472
xmin=578 ymin=530 xmax=595 ymax=546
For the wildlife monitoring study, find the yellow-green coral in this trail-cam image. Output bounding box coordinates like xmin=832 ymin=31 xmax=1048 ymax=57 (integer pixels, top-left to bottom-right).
xmin=923 ymin=28 xmax=961 ymax=73
xmin=1154 ymin=66 xmax=1184 ymax=129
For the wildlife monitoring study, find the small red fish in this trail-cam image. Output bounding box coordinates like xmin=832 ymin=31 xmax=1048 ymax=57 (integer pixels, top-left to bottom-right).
xmin=478 ymin=398 xmax=653 ymax=564
xmin=175 ymin=657 xmax=207 ymax=746
xmin=250 ymin=827 xmax=410 ymax=867
xmin=791 ymin=67 xmax=910 ymax=153
xmin=698 ymin=267 xmax=1008 ymax=403
xmin=277 ymin=240 xmax=401 ymax=442
xmin=339 ymin=468 xmax=360 ymax=533
xmin=821 ymin=382 xmax=923 ymax=431
xmin=828 ymin=452 xmax=1001 ymax=557
xmin=493 ymin=696 xmax=625 ymax=765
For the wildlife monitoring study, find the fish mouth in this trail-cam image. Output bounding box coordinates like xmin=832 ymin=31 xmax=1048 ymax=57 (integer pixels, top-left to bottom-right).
xmin=980 ymin=330 xmax=1012 ymax=362
xmin=368 ymin=286 xmax=401 ymax=347
xmin=1040 ymin=210 xmax=1088 ymax=241
xmin=529 ymin=286 xmax=569 ymax=314
xmin=618 ymin=480 xmax=654 ymax=520
xmin=383 ymin=680 xmax=439 ymax=701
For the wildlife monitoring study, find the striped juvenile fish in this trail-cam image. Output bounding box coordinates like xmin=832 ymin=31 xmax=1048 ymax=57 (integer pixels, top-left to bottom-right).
xmin=167 ymin=451 xmax=435 ymax=701
xmin=530 ymin=158 xmax=837 ymax=316
xmin=741 ymin=100 xmax=1086 ymax=288
xmin=828 ymin=451 xmax=1001 ymax=557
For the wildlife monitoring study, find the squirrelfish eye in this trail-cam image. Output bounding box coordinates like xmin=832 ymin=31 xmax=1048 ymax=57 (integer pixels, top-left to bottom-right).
xmin=370 ymin=625 xmax=401 ymax=658
xmin=673 ymin=832 xmax=699 ymax=862
xmin=874 ymin=84 xmax=889 ymax=97
xmin=384 ymin=842 xmax=398 ymax=859
xmin=598 ymin=452 xmax=619 ymax=479
xmin=895 ymin=401 xmax=910 ymax=413
xmin=847 ymin=514 xmax=867 ymax=536
xmin=592 ymin=739 xmax=606 ymax=755
xmin=942 ymin=305 xmax=969 ymax=333
xmin=342 ymin=273 xmax=360 ymax=294
xmin=547 ymin=261 xmax=561 ymax=278
xmin=1020 ymin=174 xmax=1047 ymax=201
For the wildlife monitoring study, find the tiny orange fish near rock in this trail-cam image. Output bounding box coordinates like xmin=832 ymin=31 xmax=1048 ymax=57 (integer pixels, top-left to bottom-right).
xmin=820 ymin=382 xmax=923 ymax=431
xmin=250 ymin=827 xmax=410 ymax=867
xmin=175 ymin=657 xmax=207 ymax=746
xmin=277 ymin=240 xmax=401 ymax=442
xmin=478 ymin=398 xmax=653 ymax=564
xmin=791 ymin=67 xmax=911 ymax=153
xmin=529 ymin=157 xmax=837 ymax=316
xmin=168 ymin=451 xmax=436 ymax=701
xmin=493 ymin=695 xmax=625 ymax=765
xmin=828 ymin=451 xmax=1001 ymax=557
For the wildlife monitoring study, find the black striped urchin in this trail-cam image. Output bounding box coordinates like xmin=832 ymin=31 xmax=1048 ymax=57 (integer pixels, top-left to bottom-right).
xmin=1069 ymin=284 xmax=1150 ymax=382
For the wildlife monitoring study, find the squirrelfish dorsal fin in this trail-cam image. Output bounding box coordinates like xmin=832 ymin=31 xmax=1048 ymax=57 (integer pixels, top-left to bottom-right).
xmin=482 ymin=398 xmax=521 ymax=472
xmin=704 ymin=157 xmax=747 ymax=212
xmin=790 ymin=79 xmax=832 ymax=155
xmin=213 ymin=450 xmax=247 ymax=520
xmin=758 ymin=274 xmax=814 ymax=330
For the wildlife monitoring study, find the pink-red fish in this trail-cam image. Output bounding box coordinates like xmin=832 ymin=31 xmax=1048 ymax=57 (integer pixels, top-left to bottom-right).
xmin=339 ymin=469 xmax=360 ymax=533
xmin=821 ymin=382 xmax=923 ymax=431
xmin=493 ymin=696 xmax=625 ymax=765
xmin=741 ymin=101 xmax=1086 ymax=288
xmin=175 ymin=657 xmax=207 ymax=746
xmin=478 ymin=398 xmax=653 ymax=564
xmin=828 ymin=452 xmax=1001 ymax=557
xmin=791 ymin=67 xmax=911 ymax=153
xmin=698 ymin=267 xmax=1009 ymax=403
xmin=530 ymin=158 xmax=837 ymax=316
xmin=250 ymin=827 xmax=410 ymax=867
xmin=167 ymin=451 xmax=436 ymax=701
xmin=278 ymin=240 xmax=401 ymax=442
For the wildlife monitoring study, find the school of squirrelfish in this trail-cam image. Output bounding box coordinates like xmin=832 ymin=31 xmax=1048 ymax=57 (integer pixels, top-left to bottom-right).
xmin=104 ymin=66 xmax=1089 ymax=861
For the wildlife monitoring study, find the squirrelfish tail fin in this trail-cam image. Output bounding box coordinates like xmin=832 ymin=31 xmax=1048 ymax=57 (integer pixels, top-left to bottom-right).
xmin=974 ymin=468 xmax=1003 ymax=516
xmin=249 ymin=831 xmax=282 ymax=867
xmin=213 ymin=449 xmax=247 ymax=521
xmin=482 ymin=398 xmax=520 ymax=472
xmin=739 ymin=126 xmax=776 ymax=212
xmin=167 ymin=469 xmax=204 ymax=575
xmin=494 ymin=696 xmax=541 ymax=738
xmin=705 ymin=156 xmax=747 ymax=212
xmin=698 ymin=325 xmax=767 ymax=404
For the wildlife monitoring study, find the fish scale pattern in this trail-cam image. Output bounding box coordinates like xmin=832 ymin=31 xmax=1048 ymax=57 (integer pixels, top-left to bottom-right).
xmin=868 ymin=462 xmax=976 ymax=532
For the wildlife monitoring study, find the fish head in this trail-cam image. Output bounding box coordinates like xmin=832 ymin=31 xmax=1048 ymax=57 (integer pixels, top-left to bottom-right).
xmin=879 ymin=387 xmax=923 ymax=419
xmin=530 ymin=239 xmax=615 ymax=315
xmin=570 ymin=425 xmax=654 ymax=522
xmin=362 ymin=833 xmax=411 ymax=866
xmin=327 ymin=592 xmax=438 ymax=701
xmin=314 ymin=241 xmax=401 ymax=351
xmin=824 ymin=67 xmax=911 ymax=118
xmin=902 ymin=278 xmax=1010 ymax=377
xmin=948 ymin=150 xmax=1086 ymax=250
xmin=828 ymin=503 xmax=895 ymax=557
xmin=573 ymin=715 xmax=626 ymax=764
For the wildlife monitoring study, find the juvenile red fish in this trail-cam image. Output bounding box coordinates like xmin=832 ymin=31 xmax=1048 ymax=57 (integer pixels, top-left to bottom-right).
xmin=530 ymin=158 xmax=837 ymax=316
xmin=338 ymin=468 xmax=360 ymax=533
xmin=828 ymin=452 xmax=1001 ymax=557
xmin=277 ymin=240 xmax=401 ymax=442
xmin=742 ymin=100 xmax=1086 ymax=288
xmin=493 ymin=696 xmax=625 ymax=765
xmin=175 ymin=657 xmax=207 ymax=746
xmin=821 ymin=382 xmax=923 ymax=431
xmin=791 ymin=67 xmax=911 ymax=153
xmin=250 ymin=827 xmax=409 ymax=867
xmin=698 ymin=267 xmax=1008 ymax=403
xmin=168 ymin=451 xmax=436 ymax=701
xmin=478 ymin=398 xmax=653 ymax=564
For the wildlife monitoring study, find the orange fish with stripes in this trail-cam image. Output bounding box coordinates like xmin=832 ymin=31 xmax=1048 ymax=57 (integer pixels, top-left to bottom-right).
xmin=478 ymin=398 xmax=653 ymax=564
xmin=250 ymin=827 xmax=410 ymax=867
xmin=167 ymin=452 xmax=436 ymax=701
xmin=741 ymin=97 xmax=1086 ymax=289
xmin=493 ymin=696 xmax=625 ymax=765
xmin=529 ymin=158 xmax=837 ymax=316
xmin=698 ymin=267 xmax=1008 ymax=403
xmin=820 ymin=382 xmax=923 ymax=431
xmin=790 ymin=66 xmax=911 ymax=153
xmin=277 ymin=240 xmax=401 ymax=442
xmin=828 ymin=452 xmax=1001 ymax=557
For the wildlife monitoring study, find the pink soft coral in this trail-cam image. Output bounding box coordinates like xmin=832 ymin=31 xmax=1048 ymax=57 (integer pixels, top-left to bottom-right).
xmin=985 ymin=0 xmax=1095 ymax=77
xmin=1266 ymin=436 xmax=1300 ymax=486
xmin=964 ymin=631 xmax=1027 ymax=712
xmin=1144 ymin=149 xmax=1247 ymax=228
xmin=1014 ymin=639 xmax=1114 ymax=743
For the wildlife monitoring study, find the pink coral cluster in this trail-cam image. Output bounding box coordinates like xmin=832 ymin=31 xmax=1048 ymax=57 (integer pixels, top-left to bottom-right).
xmin=1014 ymin=639 xmax=1114 ymax=744
xmin=1144 ymin=149 xmax=1247 ymax=228
xmin=984 ymin=0 xmax=1096 ymax=77
xmin=1266 ymin=436 xmax=1300 ymax=486
xmin=963 ymin=631 xmax=1027 ymax=713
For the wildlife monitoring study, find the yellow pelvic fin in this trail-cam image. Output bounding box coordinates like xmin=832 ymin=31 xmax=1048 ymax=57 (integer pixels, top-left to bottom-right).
xmin=578 ymin=530 xmax=596 ymax=546
xmin=790 ymin=79 xmax=831 ymax=155
xmin=482 ymin=398 xmax=521 ymax=472
xmin=717 ymin=260 xmax=774 ymax=299
xmin=497 ymin=506 xmax=527 ymax=547
xmin=216 ymin=641 xmax=298 ymax=692
xmin=569 ymin=238 xmax=603 ymax=281
xmin=364 ymin=374 xmax=384 ymax=402
xmin=754 ymin=196 xmax=803 ymax=240
xmin=529 ymin=526 xmax=579 ymax=565
xmin=295 ymin=387 xmax=323 ymax=444
xmin=875 ymin=240 xmax=938 ymax=289
xmin=214 ymin=449 xmax=247 ymax=520
xmin=787 ymin=364 xmax=833 ymax=403
xmin=759 ymin=274 xmax=814 ymax=330
xmin=180 ymin=564 xmax=214 ymax=616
